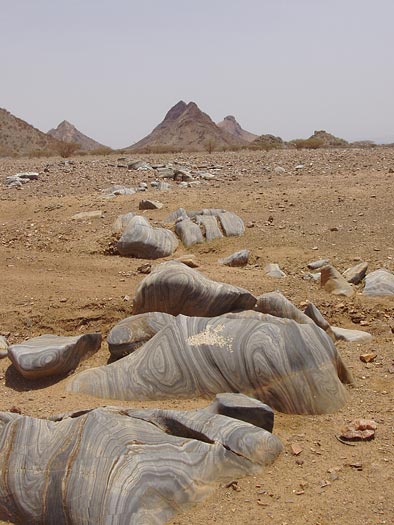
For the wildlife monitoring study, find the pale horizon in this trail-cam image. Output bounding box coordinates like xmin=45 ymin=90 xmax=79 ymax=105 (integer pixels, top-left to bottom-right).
xmin=2 ymin=0 xmax=394 ymax=148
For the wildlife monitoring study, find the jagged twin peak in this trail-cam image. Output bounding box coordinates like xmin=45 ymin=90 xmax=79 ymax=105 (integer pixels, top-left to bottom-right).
xmin=217 ymin=115 xmax=258 ymax=143
xmin=48 ymin=120 xmax=108 ymax=151
xmin=127 ymin=100 xmax=249 ymax=152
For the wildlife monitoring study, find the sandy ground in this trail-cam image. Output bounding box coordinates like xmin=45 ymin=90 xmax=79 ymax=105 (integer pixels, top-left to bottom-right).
xmin=0 ymin=148 xmax=393 ymax=524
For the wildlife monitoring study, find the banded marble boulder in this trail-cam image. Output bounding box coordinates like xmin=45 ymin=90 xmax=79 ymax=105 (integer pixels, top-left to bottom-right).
xmin=0 ymin=396 xmax=282 ymax=525
xmin=363 ymin=268 xmax=394 ymax=296
xmin=69 ymin=313 xmax=352 ymax=414
xmin=133 ymin=261 xmax=256 ymax=316
xmin=8 ymin=333 xmax=102 ymax=380
xmin=166 ymin=208 xmax=244 ymax=247
xmin=117 ymin=215 xmax=178 ymax=259
xmin=108 ymin=312 xmax=175 ymax=358
xmin=255 ymin=292 xmax=314 ymax=325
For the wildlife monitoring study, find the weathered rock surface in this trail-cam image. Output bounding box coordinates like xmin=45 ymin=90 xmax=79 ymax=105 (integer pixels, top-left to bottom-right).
xmin=343 ymin=262 xmax=368 ymax=284
xmin=8 ymin=333 xmax=102 ymax=379
xmin=0 ymin=396 xmax=282 ymax=525
xmin=112 ymin=212 xmax=135 ymax=234
xmin=196 ymin=214 xmax=223 ymax=241
xmin=117 ymin=215 xmax=178 ymax=259
xmin=321 ymin=265 xmax=354 ymax=297
xmin=218 ymin=211 xmax=245 ymax=236
xmin=363 ymin=268 xmax=394 ymax=296
xmin=307 ymin=259 xmax=330 ymax=270
xmin=219 ymin=249 xmax=250 ymax=267
xmin=69 ymin=313 xmax=352 ymax=414
xmin=133 ymin=261 xmax=256 ymax=316
xmin=0 ymin=336 xmax=8 ymax=359
xmin=175 ymin=217 xmax=204 ymax=247
xmin=330 ymin=326 xmax=373 ymax=343
xmin=108 ymin=312 xmax=175 ymax=358
xmin=264 ymin=263 xmax=286 ymax=278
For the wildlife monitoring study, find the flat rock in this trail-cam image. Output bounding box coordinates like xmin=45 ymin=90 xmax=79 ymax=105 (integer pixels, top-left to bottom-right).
xmin=174 ymin=254 xmax=200 ymax=268
xmin=103 ymin=185 xmax=136 ymax=196
xmin=343 ymin=262 xmax=368 ymax=284
xmin=363 ymin=268 xmax=394 ymax=296
xmin=175 ymin=217 xmax=204 ymax=247
xmin=8 ymin=333 xmax=102 ymax=379
xmin=330 ymin=326 xmax=373 ymax=343
xmin=108 ymin=312 xmax=175 ymax=358
xmin=133 ymin=261 xmax=256 ymax=316
xmin=264 ymin=263 xmax=286 ymax=278
xmin=139 ymin=199 xmax=163 ymax=210
xmin=219 ymin=249 xmax=250 ymax=267
xmin=0 ymin=397 xmax=282 ymax=525
xmin=71 ymin=210 xmax=104 ymax=221
xmin=117 ymin=215 xmax=178 ymax=259
xmin=321 ymin=265 xmax=354 ymax=297
xmin=307 ymin=259 xmax=330 ymax=270
xmin=69 ymin=313 xmax=352 ymax=415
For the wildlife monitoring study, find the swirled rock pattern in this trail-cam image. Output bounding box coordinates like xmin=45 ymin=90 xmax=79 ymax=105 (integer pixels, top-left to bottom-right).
xmin=363 ymin=268 xmax=394 ymax=296
xmin=117 ymin=215 xmax=178 ymax=259
xmin=69 ymin=313 xmax=352 ymax=414
xmin=0 ymin=396 xmax=282 ymax=525
xmin=133 ymin=261 xmax=256 ymax=316
xmin=108 ymin=312 xmax=175 ymax=358
xmin=8 ymin=333 xmax=102 ymax=379
xmin=255 ymin=292 xmax=313 ymax=325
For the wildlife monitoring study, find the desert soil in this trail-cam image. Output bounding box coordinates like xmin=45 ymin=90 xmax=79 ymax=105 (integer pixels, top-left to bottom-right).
xmin=0 ymin=149 xmax=393 ymax=525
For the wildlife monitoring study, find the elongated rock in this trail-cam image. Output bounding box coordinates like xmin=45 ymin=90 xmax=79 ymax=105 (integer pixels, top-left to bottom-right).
xmin=108 ymin=312 xmax=175 ymax=358
xmin=255 ymin=292 xmax=313 ymax=325
xmin=0 ymin=397 xmax=282 ymax=525
xmin=69 ymin=313 xmax=352 ymax=414
xmin=304 ymin=303 xmax=331 ymax=331
xmin=117 ymin=215 xmax=178 ymax=259
xmin=330 ymin=326 xmax=373 ymax=343
xmin=8 ymin=333 xmax=102 ymax=379
xmin=363 ymin=268 xmax=394 ymax=296
xmin=133 ymin=261 xmax=256 ymax=316
xmin=321 ymin=265 xmax=354 ymax=297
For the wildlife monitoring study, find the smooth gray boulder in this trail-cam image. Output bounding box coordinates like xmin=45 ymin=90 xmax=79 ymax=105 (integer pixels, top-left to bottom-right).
xmin=0 ymin=396 xmax=282 ymax=525
xmin=117 ymin=216 xmax=178 ymax=259
xmin=8 ymin=333 xmax=102 ymax=379
xmin=363 ymin=269 xmax=394 ymax=296
xmin=133 ymin=261 xmax=257 ymax=316
xmin=218 ymin=211 xmax=245 ymax=236
xmin=69 ymin=313 xmax=352 ymax=415
xmin=196 ymin=215 xmax=223 ymax=241
xmin=108 ymin=312 xmax=175 ymax=358
xmin=219 ymin=250 xmax=250 ymax=267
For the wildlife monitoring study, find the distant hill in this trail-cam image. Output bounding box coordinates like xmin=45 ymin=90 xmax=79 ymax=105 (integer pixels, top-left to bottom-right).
xmin=309 ymin=130 xmax=348 ymax=147
xmin=249 ymin=133 xmax=285 ymax=150
xmin=217 ymin=115 xmax=258 ymax=143
xmin=48 ymin=120 xmax=108 ymax=151
xmin=126 ymin=101 xmax=248 ymax=152
xmin=0 ymin=108 xmax=60 ymax=157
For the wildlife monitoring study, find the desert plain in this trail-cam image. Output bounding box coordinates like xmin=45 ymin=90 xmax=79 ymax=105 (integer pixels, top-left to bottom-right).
xmin=0 ymin=147 xmax=393 ymax=525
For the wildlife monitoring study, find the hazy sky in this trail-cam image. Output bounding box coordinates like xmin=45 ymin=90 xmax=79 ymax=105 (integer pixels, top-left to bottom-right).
xmin=2 ymin=0 xmax=394 ymax=147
